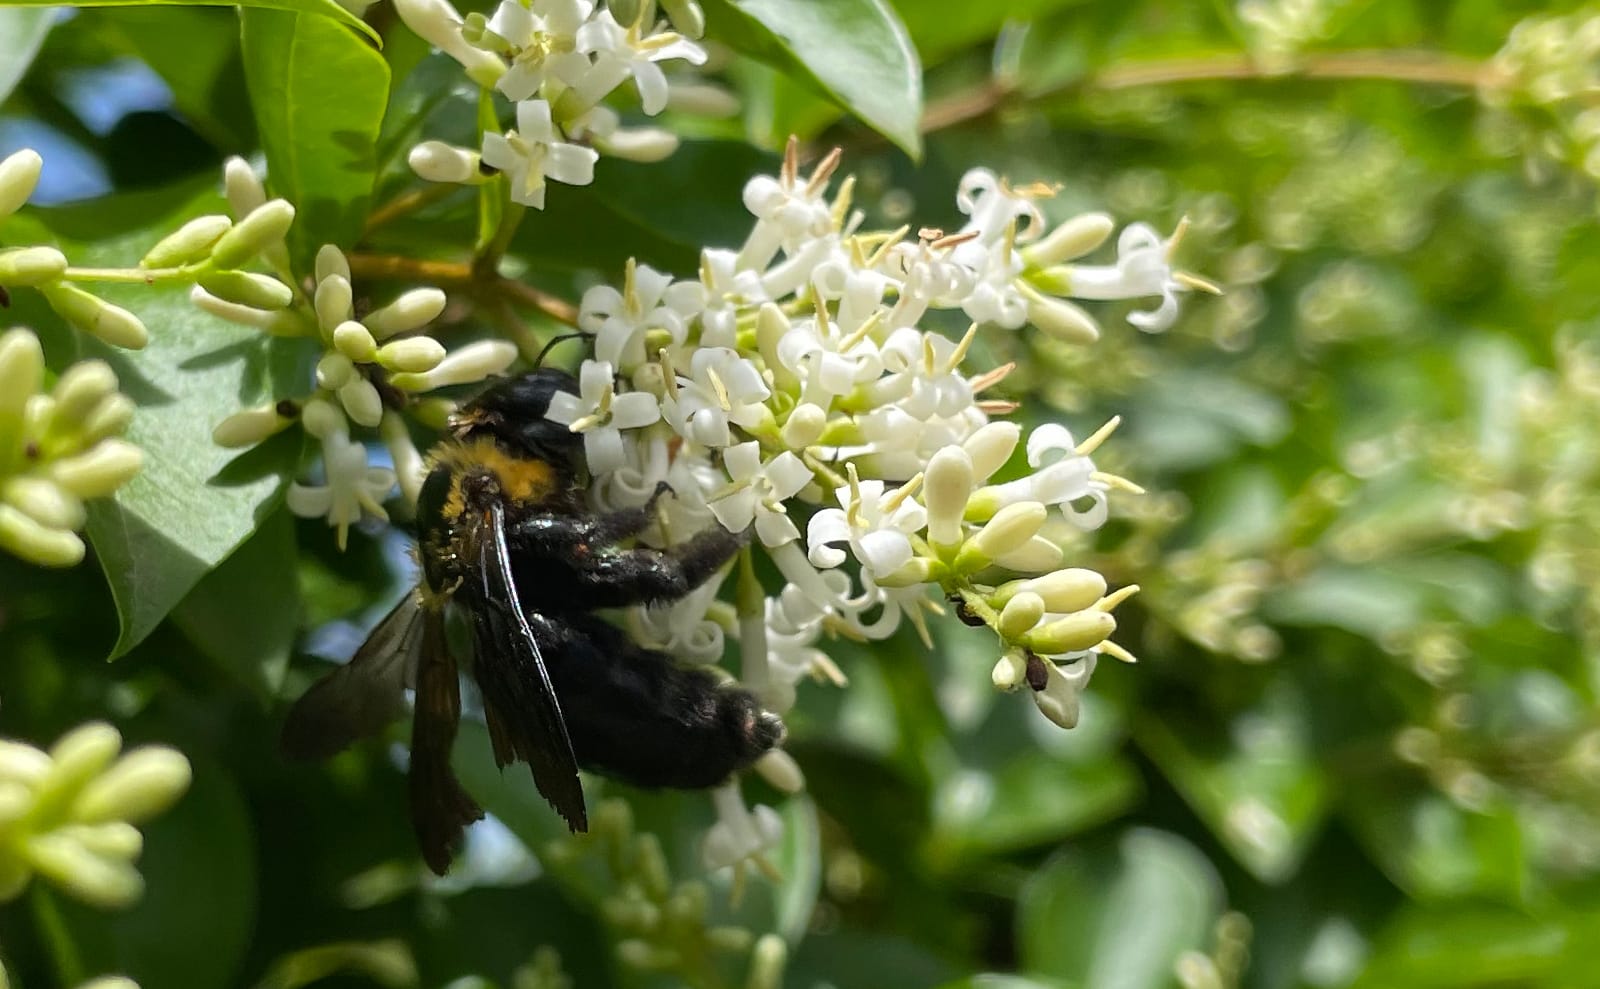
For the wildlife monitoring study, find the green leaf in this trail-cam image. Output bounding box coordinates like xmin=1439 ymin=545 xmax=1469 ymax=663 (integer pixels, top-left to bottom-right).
xmin=97 ymin=5 xmax=256 ymax=151
xmin=1344 ymin=787 xmax=1529 ymax=902
xmin=241 ymin=8 xmax=390 ymax=269
xmin=0 ymin=7 xmax=54 ymax=104
xmin=1353 ymin=902 xmax=1571 ymax=989
xmin=1136 ymin=679 xmax=1332 ymax=883
xmin=6 ymin=181 xmax=305 ymax=658
xmin=888 ymin=0 xmax=1087 ymax=64
xmin=0 ymin=0 xmax=379 ymax=44
xmin=702 ymin=0 xmax=923 ymax=158
xmin=172 ymin=507 xmax=302 ymax=697
xmin=1018 ymin=828 xmax=1223 ymax=989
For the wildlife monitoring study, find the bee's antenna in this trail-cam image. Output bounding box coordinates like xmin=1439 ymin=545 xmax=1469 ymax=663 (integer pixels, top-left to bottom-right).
xmin=536 ymin=332 xmax=587 ymax=368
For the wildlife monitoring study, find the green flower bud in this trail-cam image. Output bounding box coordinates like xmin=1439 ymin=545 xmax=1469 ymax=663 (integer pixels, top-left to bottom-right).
xmin=996 ymin=568 xmax=1107 ymax=613
xmin=380 ymin=411 xmax=425 ymax=506
xmin=992 ymin=534 xmax=1064 ymax=573
xmin=25 ymin=832 xmax=144 ymax=909
xmin=389 ymin=340 xmax=517 ymax=391
xmin=38 ymin=283 xmax=149 ymax=350
xmin=48 ymin=440 xmax=143 ymax=498
xmin=140 ymin=215 xmax=232 ymax=268
xmin=608 ymin=0 xmax=642 ymax=29
xmin=0 ymin=149 xmax=43 ymax=218
xmin=954 ymin=502 xmax=1047 ymax=573
xmin=314 ymin=274 xmax=354 ymax=333
xmin=409 ymin=397 xmax=456 ymax=430
xmin=57 ymin=822 xmax=143 ymax=859
xmin=660 ymin=0 xmax=706 ymax=38
xmin=1022 ymin=609 xmax=1116 ymax=655
xmin=209 ymin=199 xmax=295 ymax=270
xmin=992 ymin=649 xmax=1028 ymax=689
xmin=1024 ymin=289 xmax=1100 ymax=344
xmin=998 ymin=591 xmax=1045 ymax=640
xmin=2 ymin=476 xmax=86 ymax=531
xmin=314 ymin=244 xmax=350 ymax=284
xmin=962 ymin=422 xmax=1020 ymax=483
xmin=74 ymin=747 xmax=192 ymax=824
xmin=51 ymin=360 xmax=118 ymax=426
xmin=365 ymin=288 xmax=448 ymax=339
xmin=197 ymin=270 xmax=292 ymax=311
xmin=0 ymin=739 xmax=51 ymax=785
xmin=212 ymin=404 xmax=294 ymax=448
xmin=707 ymin=926 xmax=754 ymax=953
xmin=0 ymin=846 xmax=33 ymax=901
xmin=189 ymin=286 xmax=306 ymax=335
xmin=754 ymin=748 xmax=804 ymax=794
xmin=299 ymin=397 xmax=346 ymax=440
xmin=333 ymin=321 xmax=379 ymax=363
xmin=779 ymin=402 xmax=826 ymax=450
xmin=0 ymin=246 xmax=69 ymax=287
xmin=376 ymin=335 xmax=447 ymax=373
xmin=923 ymin=446 xmax=974 ymax=547
xmin=316 ymin=351 xmax=356 ymax=390
xmin=0 ymin=328 xmax=44 ymax=469
xmin=745 ymin=934 xmax=787 ymax=989
xmin=0 ymin=503 xmax=85 ymax=566
xmin=339 ymin=377 xmax=384 ymax=428
xmin=222 ymin=157 xmax=266 ymax=219
xmin=1022 ymin=212 xmax=1114 ymax=268
xmin=633 ymin=832 xmax=671 ymax=900
xmin=81 ymin=394 xmax=136 ymax=445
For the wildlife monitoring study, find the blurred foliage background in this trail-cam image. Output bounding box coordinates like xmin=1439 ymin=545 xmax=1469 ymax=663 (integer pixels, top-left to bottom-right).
xmin=5 ymin=0 xmax=1600 ymax=987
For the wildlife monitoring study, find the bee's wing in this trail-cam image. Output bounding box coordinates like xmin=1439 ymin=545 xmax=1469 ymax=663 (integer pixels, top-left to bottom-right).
xmin=280 ymin=590 xmax=427 ymax=761
xmin=466 ymin=502 xmax=587 ymax=832
xmin=409 ymin=612 xmax=485 ymax=875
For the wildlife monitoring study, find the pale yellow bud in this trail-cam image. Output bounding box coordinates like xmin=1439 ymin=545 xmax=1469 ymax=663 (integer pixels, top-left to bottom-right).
xmin=74 ymin=747 xmax=192 ymax=824
xmin=780 ymin=402 xmax=826 ymax=449
xmin=1023 ymin=212 xmax=1115 ymax=267
xmin=754 ymin=748 xmax=804 ymax=794
xmin=1026 ymin=293 xmax=1100 ymax=344
xmin=746 ymin=934 xmax=788 ymax=989
xmin=991 ymin=535 xmax=1064 ymax=573
xmin=140 ymin=214 xmax=232 ymax=268
xmin=212 ymin=405 xmax=293 ymax=448
xmin=0 ymin=504 xmax=84 ymax=566
xmin=998 ymin=568 xmax=1107 ymax=613
xmin=222 ymin=156 xmax=266 ymax=219
xmin=998 ymin=591 xmax=1045 ymax=640
xmin=389 ymin=339 xmax=516 ymax=391
xmin=25 ymin=832 xmax=144 ymax=908
xmin=365 ymin=288 xmax=448 ymax=339
xmin=332 ymin=320 xmax=379 ymax=363
xmin=314 ymin=244 xmax=350 ymax=284
xmin=56 ymin=822 xmax=143 ymax=859
xmin=0 ymin=148 xmax=44 ymax=217
xmin=992 ymin=649 xmax=1028 ymax=689
xmin=597 ymin=127 xmax=680 ymax=163
xmin=875 ymin=556 xmax=943 ymax=587
xmin=339 ymin=377 xmax=384 ymax=428
xmin=2 ymin=476 xmax=86 ymax=531
xmin=408 ymin=141 xmax=481 ymax=184
xmin=962 ymin=422 xmax=1020 ymax=482
xmin=1023 ymin=610 xmax=1116 ymax=655
xmin=39 ymin=283 xmax=149 ymax=350
xmin=923 ymin=446 xmax=973 ymax=547
xmin=316 ymin=351 xmax=355 ymax=390
xmin=48 ymin=440 xmax=143 ymax=498
xmin=955 ymin=502 xmax=1047 ymax=573
xmin=210 ymin=199 xmax=295 ymax=269
xmin=48 ymin=721 xmax=123 ymax=796
xmin=0 ymin=328 xmax=45 ymax=443
xmin=189 ymin=286 xmax=304 ymax=334
xmin=314 ymin=274 xmax=354 ymax=332
xmin=299 ymin=397 xmax=346 ymax=440
xmin=80 ymin=394 xmax=135 ymax=444
xmin=0 ymin=246 xmax=68 ymax=286
xmin=197 ymin=270 xmax=292 ymax=311
xmin=51 ymin=360 xmax=118 ymax=425
xmin=376 ymin=335 xmax=447 ymax=373
xmin=660 ymin=0 xmax=706 ymax=38
xmin=0 ymin=739 xmax=52 ymax=785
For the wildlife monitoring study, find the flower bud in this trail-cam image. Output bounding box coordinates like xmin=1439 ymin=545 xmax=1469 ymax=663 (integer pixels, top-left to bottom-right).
xmin=48 ymin=439 xmax=143 ymax=498
xmin=57 ymin=822 xmax=143 ymax=859
xmin=339 ymin=377 xmax=384 ymax=428
xmin=992 ymin=535 xmax=1064 ymax=573
xmin=756 ymin=303 xmax=797 ymax=389
xmin=1 ymin=328 xmax=45 ymax=441
xmin=962 ymin=421 xmax=1020 ymax=482
xmin=992 ymin=649 xmax=1028 ymax=689
xmin=955 ymin=501 xmax=1047 ymax=573
xmin=332 ymin=321 xmax=379 ymax=363
xmin=755 ymin=748 xmax=804 ymax=794
xmin=209 ymin=199 xmax=295 ymax=270
xmin=81 ymin=394 xmax=135 ymax=443
xmin=39 ymin=283 xmax=149 ymax=349
xmin=2 ymin=476 xmax=86 ymax=530
xmin=0 ymin=246 xmax=68 ymax=286
xmin=408 ymin=141 xmax=482 ymax=184
xmin=140 ymin=215 xmax=232 ymax=268
xmin=392 ymin=0 xmax=506 ymax=87
xmin=780 ymin=402 xmax=826 ymax=449
xmin=608 ymin=0 xmax=642 ymax=28
xmin=1023 ymin=212 xmax=1114 ymax=268
xmin=0 ymin=503 xmax=85 ymax=566
xmin=923 ymin=446 xmax=973 ymax=547
xmin=1023 ymin=610 xmax=1116 ymax=655
xmin=51 ymin=360 xmax=118 ymax=425
xmin=316 ymin=351 xmax=355 ymax=390
xmin=314 ymin=274 xmax=353 ymax=332
xmin=1026 ymin=293 xmax=1100 ymax=344
xmin=0 ymin=739 xmax=52 ymax=785
xmin=666 ymin=82 xmax=740 ymax=117
xmin=74 ymin=747 xmax=192 ymax=824
xmin=376 ymin=335 xmax=446 ymax=373
xmin=223 ymin=156 xmax=266 ymax=218
xmin=189 ymin=286 xmax=304 ymax=334
xmin=212 ymin=404 xmax=294 ymax=448
xmin=25 ymin=832 xmax=144 ymax=908
xmin=314 ymin=244 xmax=350 ymax=284
xmin=365 ymin=288 xmax=448 ymax=339
xmin=197 ymin=270 xmax=292 ymax=311
xmin=48 ymin=721 xmax=123 ymax=795
xmin=746 ymin=934 xmax=788 ymax=989
xmin=389 ymin=339 xmax=516 ymax=390
xmin=998 ymin=591 xmax=1045 ymax=640
xmin=596 ymin=127 xmax=680 ymax=162
xmin=409 ymin=396 xmax=456 ymax=430
xmin=0 ymin=148 xmax=44 ymax=217
xmin=875 ymin=556 xmax=943 ymax=588
xmin=997 ymin=568 xmax=1107 ymax=613
xmin=300 ymin=396 xmax=346 ymax=440
xmin=380 ymin=411 xmax=425 ymax=506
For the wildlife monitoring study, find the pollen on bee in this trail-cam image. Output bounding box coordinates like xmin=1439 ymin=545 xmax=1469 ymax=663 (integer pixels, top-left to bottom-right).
xmin=431 ymin=437 xmax=559 ymax=519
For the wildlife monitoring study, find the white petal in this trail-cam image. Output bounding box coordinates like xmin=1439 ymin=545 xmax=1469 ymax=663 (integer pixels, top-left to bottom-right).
xmin=805 ymin=509 xmax=852 ymax=549
xmin=1027 ymin=423 xmax=1078 ymax=467
xmin=544 ymin=142 xmax=599 ymax=187
xmin=632 ymin=60 xmax=670 ymax=115
xmin=286 ymin=484 xmax=332 ymax=518
xmin=516 ymin=98 xmax=556 ymax=140
xmin=545 ymin=391 xmax=585 ymax=426
xmin=722 ymin=441 xmax=761 ymax=483
xmin=856 ymin=530 xmax=912 ymax=576
xmin=578 ymin=358 xmax=613 ymax=400
xmin=610 ymin=391 xmax=663 ymax=429
xmin=763 ymin=452 xmax=812 ymax=500
xmin=585 ymin=427 xmax=627 ymax=474
xmin=755 ymin=510 xmax=799 ymax=547
xmin=708 ymin=487 xmax=757 ymax=531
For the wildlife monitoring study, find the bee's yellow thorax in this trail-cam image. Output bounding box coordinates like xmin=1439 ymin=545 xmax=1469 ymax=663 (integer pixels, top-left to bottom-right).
xmin=432 ymin=436 xmax=559 ymax=520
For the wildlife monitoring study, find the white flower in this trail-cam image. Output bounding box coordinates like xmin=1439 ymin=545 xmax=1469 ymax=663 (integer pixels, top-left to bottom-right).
xmin=544 ymin=360 xmax=661 ymax=474
xmin=485 ymin=0 xmax=595 ymax=101
xmin=701 ymin=782 xmax=782 ymax=874
xmin=1064 ymin=221 xmax=1194 ymax=332
xmin=589 ymin=433 xmax=721 ymax=543
xmin=706 ymin=442 xmax=811 ymax=546
xmin=480 ymin=99 xmax=599 ymax=209
xmin=573 ymin=9 xmax=707 ymax=115
xmin=738 ymin=141 xmax=841 ymax=270
xmin=286 ymin=432 xmax=396 ymax=550
xmin=579 ymin=259 xmax=699 ymax=371
xmin=661 ymin=348 xmax=770 ymax=448
xmin=868 ymin=326 xmax=976 ymax=421
xmin=882 ymin=233 xmax=982 ymax=330
xmin=974 ymin=423 xmax=1112 ymax=529
xmin=633 ymin=572 xmax=728 ymax=663
xmin=954 ymin=167 xmax=1047 ymax=246
xmin=806 ymin=469 xmax=927 ymax=578
xmin=1031 ymin=651 xmax=1098 ymax=730
xmin=692 ymin=248 xmax=768 ymax=348
xmin=776 ymin=312 xmax=882 ymax=407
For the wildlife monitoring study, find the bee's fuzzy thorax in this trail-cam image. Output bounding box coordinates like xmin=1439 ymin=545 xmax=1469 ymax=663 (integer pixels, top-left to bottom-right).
xmin=429 ymin=435 xmax=563 ymax=522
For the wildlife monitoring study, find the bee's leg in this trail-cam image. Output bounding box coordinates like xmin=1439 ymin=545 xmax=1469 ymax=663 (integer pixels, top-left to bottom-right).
xmin=509 ymin=483 xmax=674 ymax=553
xmin=568 ymin=521 xmax=749 ymax=607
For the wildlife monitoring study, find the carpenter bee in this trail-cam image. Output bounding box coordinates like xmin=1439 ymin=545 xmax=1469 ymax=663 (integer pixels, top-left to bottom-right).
xmin=281 ymin=368 xmax=784 ymax=874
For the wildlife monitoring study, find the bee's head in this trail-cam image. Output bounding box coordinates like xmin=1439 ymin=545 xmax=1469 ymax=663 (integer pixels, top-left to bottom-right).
xmin=453 ymin=368 xmax=585 ymax=469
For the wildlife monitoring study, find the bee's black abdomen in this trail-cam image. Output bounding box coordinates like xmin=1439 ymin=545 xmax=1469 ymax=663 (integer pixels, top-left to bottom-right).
xmin=526 ymin=612 xmax=784 ymax=789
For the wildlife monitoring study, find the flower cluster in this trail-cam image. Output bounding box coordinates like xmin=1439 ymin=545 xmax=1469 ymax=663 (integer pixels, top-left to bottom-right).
xmin=544 ymin=141 xmax=1206 ymax=871
xmin=0 ymin=722 xmax=192 ymax=910
xmin=1481 ymin=10 xmax=1600 ymax=185
xmin=203 ymin=159 xmax=518 ymax=548
xmin=398 ymin=0 xmax=718 ymax=207
xmin=0 ymin=329 xmax=143 ymax=567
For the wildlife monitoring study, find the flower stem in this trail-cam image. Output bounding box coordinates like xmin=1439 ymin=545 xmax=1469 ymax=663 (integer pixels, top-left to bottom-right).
xmin=61 ymin=265 xmax=188 ymax=285
xmin=344 ymin=253 xmax=580 ymax=328
xmin=30 ymin=886 xmax=86 ymax=988
xmin=363 ymin=183 xmax=457 ymax=234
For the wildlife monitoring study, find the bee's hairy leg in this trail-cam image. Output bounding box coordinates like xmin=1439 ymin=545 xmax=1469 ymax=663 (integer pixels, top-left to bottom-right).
xmin=509 ymin=484 xmax=676 ymax=553
xmin=567 ymin=521 xmax=749 ymax=608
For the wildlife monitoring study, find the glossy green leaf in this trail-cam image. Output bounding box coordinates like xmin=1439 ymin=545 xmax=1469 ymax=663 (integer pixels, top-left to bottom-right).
xmin=1353 ymin=902 xmax=1572 ymax=989
xmin=241 ymin=7 xmax=390 ymax=269
xmin=888 ymin=0 xmax=1087 ymax=64
xmin=0 ymin=7 xmax=54 ymax=104
xmin=1136 ymin=679 xmax=1331 ymax=883
xmin=0 ymin=0 xmax=379 ymax=43
xmin=702 ymin=0 xmax=923 ymax=158
xmin=97 ymin=5 xmax=256 ymax=151
xmin=1018 ymin=829 xmax=1223 ymax=989
xmin=1344 ymin=787 xmax=1529 ymax=902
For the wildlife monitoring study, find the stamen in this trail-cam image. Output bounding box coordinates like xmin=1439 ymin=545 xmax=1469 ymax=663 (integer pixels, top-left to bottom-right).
xmin=706 ymin=365 xmax=731 ymax=410
xmin=1100 ymin=640 xmax=1139 ymax=664
xmin=944 ymin=323 xmax=980 ymax=373
xmin=806 ymin=146 xmax=843 ymax=196
xmin=567 ymin=413 xmax=601 ymax=433
xmin=1091 ymin=470 xmax=1145 ymax=494
xmin=831 ymin=174 xmax=857 ymax=228
xmin=623 ymin=256 xmax=639 ymax=316
xmin=1165 ymin=215 xmax=1189 ymax=259
xmin=881 ymin=471 xmax=924 ymax=513
xmin=867 ymin=225 xmax=911 ymax=267
xmin=1076 ymin=416 xmax=1121 ymax=456
xmin=810 ymin=654 xmax=848 ymax=687
xmin=976 ymin=400 xmax=1020 ymax=415
xmin=1175 ymin=271 xmax=1223 ymax=294
xmin=932 ymin=229 xmax=981 ymax=252
xmin=781 ymin=135 xmax=799 ymax=187
xmin=839 ymin=309 xmax=882 ymax=352
xmin=1095 ymin=584 xmax=1141 ymax=612
xmin=659 ymin=350 xmax=681 ymax=400
xmin=968 ymin=361 xmax=1017 ymax=393
xmin=845 ymin=462 xmax=862 ymax=528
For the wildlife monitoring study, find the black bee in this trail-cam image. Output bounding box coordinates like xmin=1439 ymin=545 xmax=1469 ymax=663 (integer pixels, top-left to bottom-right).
xmin=281 ymin=368 xmax=785 ymax=873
